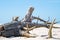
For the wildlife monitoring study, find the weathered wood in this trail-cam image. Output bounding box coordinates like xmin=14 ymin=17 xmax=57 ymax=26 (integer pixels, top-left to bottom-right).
xmin=1 ymin=28 xmax=20 ymax=37
xmin=22 ymin=7 xmax=34 ymax=22
xmin=48 ymin=18 xmax=55 ymax=38
xmin=12 ymin=16 xmax=19 ymax=21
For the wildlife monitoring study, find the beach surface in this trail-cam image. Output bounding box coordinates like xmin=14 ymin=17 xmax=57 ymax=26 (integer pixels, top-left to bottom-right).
xmin=0 ymin=24 xmax=60 ymax=40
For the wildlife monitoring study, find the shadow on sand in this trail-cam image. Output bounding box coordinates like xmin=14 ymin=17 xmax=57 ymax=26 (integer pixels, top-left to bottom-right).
xmin=41 ymin=35 xmax=60 ymax=40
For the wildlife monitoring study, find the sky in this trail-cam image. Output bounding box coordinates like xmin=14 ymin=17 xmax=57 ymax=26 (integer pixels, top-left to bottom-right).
xmin=0 ymin=0 xmax=60 ymax=24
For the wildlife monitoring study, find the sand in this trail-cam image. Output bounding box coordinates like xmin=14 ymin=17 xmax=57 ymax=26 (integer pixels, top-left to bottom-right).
xmin=0 ymin=24 xmax=60 ymax=40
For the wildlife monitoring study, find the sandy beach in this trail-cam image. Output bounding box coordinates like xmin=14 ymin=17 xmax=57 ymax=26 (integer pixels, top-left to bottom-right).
xmin=0 ymin=24 xmax=60 ymax=40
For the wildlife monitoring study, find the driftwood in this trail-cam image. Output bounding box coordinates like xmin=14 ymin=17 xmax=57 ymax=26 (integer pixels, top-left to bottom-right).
xmin=48 ymin=18 xmax=55 ymax=38
xmin=0 ymin=25 xmax=4 ymax=31
xmin=12 ymin=16 xmax=19 ymax=21
xmin=0 ymin=7 xmax=59 ymax=38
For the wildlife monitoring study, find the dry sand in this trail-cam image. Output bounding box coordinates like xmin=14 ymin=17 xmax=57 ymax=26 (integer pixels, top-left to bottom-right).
xmin=0 ymin=24 xmax=60 ymax=40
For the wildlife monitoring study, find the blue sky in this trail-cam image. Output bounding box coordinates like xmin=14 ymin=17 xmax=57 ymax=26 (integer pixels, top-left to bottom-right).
xmin=0 ymin=0 xmax=60 ymax=24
